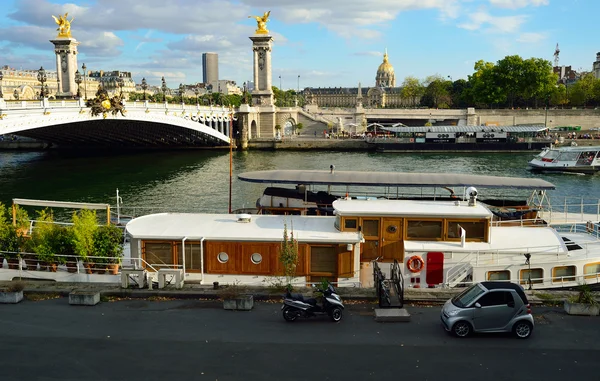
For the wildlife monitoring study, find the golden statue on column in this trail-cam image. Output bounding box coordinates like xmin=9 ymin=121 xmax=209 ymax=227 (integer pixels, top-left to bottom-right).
xmin=52 ymin=12 xmax=74 ymax=38
xmin=248 ymin=11 xmax=270 ymax=34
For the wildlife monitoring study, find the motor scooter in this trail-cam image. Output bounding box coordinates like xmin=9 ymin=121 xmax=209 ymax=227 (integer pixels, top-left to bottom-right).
xmin=281 ymin=283 xmax=344 ymax=322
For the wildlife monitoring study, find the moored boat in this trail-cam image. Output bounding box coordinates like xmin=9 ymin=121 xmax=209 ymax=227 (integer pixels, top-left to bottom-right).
xmin=528 ymin=145 xmax=600 ymax=174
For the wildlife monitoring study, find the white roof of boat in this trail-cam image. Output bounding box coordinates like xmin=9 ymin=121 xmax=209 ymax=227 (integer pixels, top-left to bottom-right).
xmin=239 ymin=170 xmax=555 ymax=190
xmin=545 ymin=145 xmax=600 ymax=152
xmin=333 ymin=199 xmax=492 ymax=218
xmin=125 ymin=213 xmax=360 ymax=243
xmin=404 ymin=226 xmax=567 ymax=254
xmin=382 ymin=125 xmax=547 ymax=133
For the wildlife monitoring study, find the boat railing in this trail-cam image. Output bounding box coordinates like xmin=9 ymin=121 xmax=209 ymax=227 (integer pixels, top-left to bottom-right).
xmin=540 ymin=197 xmax=600 ymax=224
xmin=445 ymin=253 xmax=477 ymax=288
xmin=0 ymin=250 xmax=123 ymax=274
xmin=435 ymin=271 xmax=600 ymax=290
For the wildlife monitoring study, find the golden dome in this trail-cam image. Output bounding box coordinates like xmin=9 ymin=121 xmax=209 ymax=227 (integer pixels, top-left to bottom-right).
xmin=377 ymin=51 xmax=395 ymax=74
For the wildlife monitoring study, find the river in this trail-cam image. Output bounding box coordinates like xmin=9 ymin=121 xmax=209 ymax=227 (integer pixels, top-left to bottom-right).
xmin=0 ymin=150 xmax=598 ymax=218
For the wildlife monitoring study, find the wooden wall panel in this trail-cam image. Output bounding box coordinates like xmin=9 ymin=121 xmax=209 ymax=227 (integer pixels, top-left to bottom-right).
xmin=241 ymin=243 xmax=274 ymax=274
xmin=205 ymin=242 xmax=238 ymax=274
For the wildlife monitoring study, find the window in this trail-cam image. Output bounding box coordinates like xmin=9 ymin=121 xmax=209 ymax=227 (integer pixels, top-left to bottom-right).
xmin=476 ymin=291 xmax=513 ymax=307
xmin=310 ymin=246 xmax=337 ymax=273
xmin=344 ymin=218 xmax=357 ymax=230
xmin=362 ymin=219 xmax=379 ymax=237
xmin=251 ymin=253 xmax=263 ymax=264
xmin=487 ymin=270 xmax=510 ymax=281
xmin=584 ymin=262 xmax=600 ymax=279
xmin=406 ymin=220 xmax=442 ymax=239
xmin=520 ymin=268 xmax=544 ymax=285
xmin=447 ymin=221 xmax=486 ymax=240
xmin=452 ymin=283 xmax=486 ymax=308
xmin=552 ymin=265 xmax=576 ymax=282
xmin=177 ymin=242 xmax=202 ymax=270
xmin=217 ymin=252 xmax=229 ymax=263
xmin=143 ymin=242 xmax=173 ymax=267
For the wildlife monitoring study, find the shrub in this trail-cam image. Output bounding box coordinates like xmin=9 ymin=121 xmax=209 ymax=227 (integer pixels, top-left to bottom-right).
xmin=72 ymin=209 xmax=98 ymax=262
xmin=93 ymin=225 xmax=124 ymax=265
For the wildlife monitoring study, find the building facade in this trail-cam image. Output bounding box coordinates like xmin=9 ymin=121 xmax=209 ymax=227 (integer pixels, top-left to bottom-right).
xmin=88 ymin=70 xmax=135 ymax=97
xmin=303 ymin=51 xmax=409 ymax=108
xmin=202 ymin=52 xmax=219 ymax=85
xmin=593 ymin=52 xmax=600 ymax=80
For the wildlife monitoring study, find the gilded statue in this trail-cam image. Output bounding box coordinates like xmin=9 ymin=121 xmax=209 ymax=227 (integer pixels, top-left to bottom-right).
xmin=248 ymin=11 xmax=270 ymax=34
xmin=52 ymin=12 xmax=74 ymax=38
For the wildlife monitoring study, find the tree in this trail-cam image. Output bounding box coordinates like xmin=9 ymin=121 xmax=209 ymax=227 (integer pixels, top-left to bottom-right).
xmin=468 ymin=60 xmax=504 ymax=108
xmin=72 ymin=209 xmax=98 ymax=263
xmin=400 ymin=76 xmax=424 ymax=107
xmin=279 ymin=223 xmax=299 ymax=291
xmin=295 ymin=122 xmax=304 ymax=135
xmin=550 ymin=84 xmax=568 ymax=108
xmin=422 ymin=75 xmax=452 ymax=108
xmin=570 ymin=73 xmax=596 ymax=107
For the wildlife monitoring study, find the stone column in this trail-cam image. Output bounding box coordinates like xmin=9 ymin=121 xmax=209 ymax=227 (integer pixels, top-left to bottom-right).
xmin=50 ymin=37 xmax=79 ymax=99
xmin=249 ymin=35 xmax=274 ymax=106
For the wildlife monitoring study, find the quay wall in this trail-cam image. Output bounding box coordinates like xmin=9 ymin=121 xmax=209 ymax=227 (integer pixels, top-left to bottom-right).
xmin=247 ymin=138 xmax=374 ymax=151
xmin=473 ymin=109 xmax=600 ymax=129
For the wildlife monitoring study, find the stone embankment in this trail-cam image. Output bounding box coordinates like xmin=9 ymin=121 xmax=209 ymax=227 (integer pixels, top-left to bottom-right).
xmin=1 ymin=280 xmax=590 ymax=305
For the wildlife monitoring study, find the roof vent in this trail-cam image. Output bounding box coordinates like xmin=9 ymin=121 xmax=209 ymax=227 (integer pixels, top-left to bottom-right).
xmin=236 ymin=213 xmax=252 ymax=223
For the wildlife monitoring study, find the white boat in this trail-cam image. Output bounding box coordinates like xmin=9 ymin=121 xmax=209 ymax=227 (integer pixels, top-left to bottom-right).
xmin=528 ymin=145 xmax=600 ymax=174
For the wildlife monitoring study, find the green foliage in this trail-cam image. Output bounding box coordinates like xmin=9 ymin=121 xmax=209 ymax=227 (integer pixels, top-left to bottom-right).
xmin=296 ymin=123 xmax=304 ymax=131
xmin=72 ymin=209 xmax=99 ymax=262
xmin=274 ymin=124 xmax=282 ymax=131
xmin=571 ymin=283 xmax=599 ymax=306
xmin=424 ymin=121 xmax=432 ymax=127
xmin=421 ymin=75 xmax=452 ymax=108
xmin=272 ymin=87 xmax=298 ymax=107
xmin=92 ymin=225 xmax=124 ymax=264
xmin=28 ymin=209 xmax=74 ymax=265
xmin=0 ymin=203 xmax=27 ymax=259
xmin=400 ymin=76 xmax=424 ymax=107
xmin=279 ymin=223 xmax=299 ymax=291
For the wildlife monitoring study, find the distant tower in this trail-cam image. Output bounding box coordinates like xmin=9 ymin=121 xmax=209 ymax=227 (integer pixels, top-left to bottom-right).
xmin=376 ymin=48 xmax=395 ymax=87
xmin=554 ymin=43 xmax=560 ymax=67
xmin=356 ymin=82 xmax=363 ymax=108
xmin=202 ymin=52 xmax=219 ymax=85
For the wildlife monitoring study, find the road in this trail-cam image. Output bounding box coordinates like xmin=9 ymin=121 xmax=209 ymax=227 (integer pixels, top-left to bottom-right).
xmin=0 ymin=298 xmax=598 ymax=381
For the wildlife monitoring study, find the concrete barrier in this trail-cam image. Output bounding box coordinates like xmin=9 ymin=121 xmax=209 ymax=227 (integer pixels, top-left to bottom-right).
xmin=69 ymin=290 xmax=100 ymax=306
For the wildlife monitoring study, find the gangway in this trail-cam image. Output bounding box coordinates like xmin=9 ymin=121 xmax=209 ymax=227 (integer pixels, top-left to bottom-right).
xmin=373 ymin=259 xmax=404 ymax=308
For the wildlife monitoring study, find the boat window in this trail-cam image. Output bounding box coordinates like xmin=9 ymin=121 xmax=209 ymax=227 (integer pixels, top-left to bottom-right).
xmin=557 ymin=151 xmax=579 ymax=162
xmin=584 ymin=262 xmax=600 ymax=280
xmin=217 ymin=252 xmax=229 ymax=264
xmin=406 ymin=220 xmax=443 ymax=240
xmin=447 ymin=220 xmax=486 ymax=240
xmin=334 ymin=215 xmax=340 ymax=230
xmin=143 ymin=242 xmax=174 ymax=268
xmin=543 ymin=150 xmax=559 ymax=160
xmin=344 ymin=218 xmax=358 ymax=230
xmin=576 ymin=151 xmax=597 ymax=166
xmin=519 ymin=268 xmax=543 ymax=285
xmin=251 ymin=253 xmax=263 ymax=264
xmin=451 ymin=283 xmax=485 ymax=308
xmin=362 ymin=219 xmax=379 ymax=237
xmin=177 ymin=242 xmax=202 ymax=270
xmin=487 ymin=270 xmax=510 ymax=281
xmin=552 ymin=266 xmax=576 ymax=283
xmin=310 ymin=246 xmax=337 ymax=273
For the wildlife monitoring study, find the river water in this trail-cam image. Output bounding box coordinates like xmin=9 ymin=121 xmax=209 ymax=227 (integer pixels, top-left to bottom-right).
xmin=0 ymin=150 xmax=598 ymax=218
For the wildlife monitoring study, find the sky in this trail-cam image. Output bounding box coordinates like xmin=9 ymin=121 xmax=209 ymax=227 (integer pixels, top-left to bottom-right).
xmin=0 ymin=0 xmax=596 ymax=90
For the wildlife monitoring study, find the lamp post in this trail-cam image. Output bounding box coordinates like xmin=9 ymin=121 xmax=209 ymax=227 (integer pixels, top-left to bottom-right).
xmin=37 ymin=66 xmax=47 ymax=99
xmin=161 ymin=76 xmax=167 ymax=102
xmin=81 ymin=63 xmax=87 ymax=100
xmin=228 ymin=104 xmax=234 ymax=214
xmin=194 ymin=86 xmax=200 ymax=105
xmin=0 ymin=71 xmax=3 ymax=99
xmin=178 ymin=83 xmax=185 ymax=103
xmin=74 ymin=70 xmax=82 ymax=99
xmin=141 ymin=77 xmax=148 ymax=101
xmin=279 ymin=75 xmax=282 ymax=90
xmin=297 ymin=75 xmax=300 ymax=93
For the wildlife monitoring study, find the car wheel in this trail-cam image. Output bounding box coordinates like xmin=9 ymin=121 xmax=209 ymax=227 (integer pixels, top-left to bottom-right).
xmin=282 ymin=306 xmax=298 ymax=322
xmin=513 ymin=321 xmax=533 ymax=339
xmin=330 ymin=307 xmax=343 ymax=322
xmin=452 ymin=321 xmax=472 ymax=338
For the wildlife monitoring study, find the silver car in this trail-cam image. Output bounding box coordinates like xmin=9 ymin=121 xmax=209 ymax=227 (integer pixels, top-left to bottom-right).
xmin=441 ymin=281 xmax=534 ymax=339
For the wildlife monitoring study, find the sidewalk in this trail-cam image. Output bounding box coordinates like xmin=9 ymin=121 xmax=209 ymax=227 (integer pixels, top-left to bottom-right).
xmin=1 ymin=279 xmax=583 ymax=305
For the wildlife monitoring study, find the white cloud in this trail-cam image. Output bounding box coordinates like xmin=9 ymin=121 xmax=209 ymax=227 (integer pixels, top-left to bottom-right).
xmin=458 ymin=11 xmax=527 ymax=33
xmin=516 ymin=32 xmax=546 ymax=43
xmin=353 ymin=51 xmax=383 ymax=57
xmin=489 ymin=0 xmax=549 ymax=9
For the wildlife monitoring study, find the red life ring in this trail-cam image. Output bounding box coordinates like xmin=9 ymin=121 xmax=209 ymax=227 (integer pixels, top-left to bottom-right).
xmin=409 ymin=138 xmax=414 ymax=143
xmin=407 ymin=256 xmax=424 ymax=273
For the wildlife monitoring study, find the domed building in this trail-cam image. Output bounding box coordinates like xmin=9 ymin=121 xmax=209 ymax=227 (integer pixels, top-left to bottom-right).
xmin=303 ymin=50 xmax=406 ymax=108
xmin=376 ymin=49 xmax=396 ymax=87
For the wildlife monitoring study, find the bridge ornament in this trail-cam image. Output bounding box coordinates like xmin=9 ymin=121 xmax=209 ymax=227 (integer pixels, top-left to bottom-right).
xmin=52 ymin=13 xmax=74 ymax=38
xmin=85 ymin=89 xmax=126 ymax=119
xmin=248 ymin=11 xmax=270 ymax=34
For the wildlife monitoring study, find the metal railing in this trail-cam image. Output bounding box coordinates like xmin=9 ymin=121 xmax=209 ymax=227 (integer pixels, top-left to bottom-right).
xmin=0 ymin=250 xmax=122 ymax=274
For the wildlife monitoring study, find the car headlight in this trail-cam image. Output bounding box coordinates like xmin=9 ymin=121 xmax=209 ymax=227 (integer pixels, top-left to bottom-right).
xmin=446 ymin=310 xmax=460 ymax=317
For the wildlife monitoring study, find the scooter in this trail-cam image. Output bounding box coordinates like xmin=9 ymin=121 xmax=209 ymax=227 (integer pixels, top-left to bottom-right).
xmin=281 ymin=283 xmax=344 ymax=322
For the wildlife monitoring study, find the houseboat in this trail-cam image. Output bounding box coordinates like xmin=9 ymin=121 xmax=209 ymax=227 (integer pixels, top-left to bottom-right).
xmin=120 ymin=189 xmax=600 ymax=290
xmin=369 ymin=125 xmax=551 ymax=152
xmin=528 ymin=145 xmax=600 ymax=174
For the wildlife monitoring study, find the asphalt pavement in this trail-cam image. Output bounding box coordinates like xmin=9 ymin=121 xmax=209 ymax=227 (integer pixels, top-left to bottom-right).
xmin=1 ymin=298 xmax=598 ymax=381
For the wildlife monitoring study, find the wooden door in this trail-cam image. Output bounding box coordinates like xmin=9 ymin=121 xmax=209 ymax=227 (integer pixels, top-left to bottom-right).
xmin=360 ymin=218 xmax=380 ymax=261
xmin=381 ymin=218 xmax=403 ymax=261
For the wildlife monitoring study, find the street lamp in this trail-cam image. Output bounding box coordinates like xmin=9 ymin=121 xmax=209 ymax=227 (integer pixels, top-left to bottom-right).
xmin=0 ymin=71 xmax=3 ymax=99
xmin=74 ymin=70 xmax=82 ymax=99
xmin=194 ymin=86 xmax=200 ymax=105
xmin=141 ymin=77 xmax=148 ymax=101
xmin=82 ymin=63 xmax=87 ymax=100
xmin=37 ymin=66 xmax=47 ymax=99
xmin=178 ymin=83 xmax=185 ymax=103
xmin=161 ymin=76 xmax=167 ymax=102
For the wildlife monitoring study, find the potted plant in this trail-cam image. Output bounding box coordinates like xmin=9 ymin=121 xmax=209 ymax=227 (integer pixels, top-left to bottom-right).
xmin=279 ymin=223 xmax=299 ymax=293
xmin=72 ymin=209 xmax=99 ymax=274
xmin=0 ymin=281 xmax=25 ymax=304
xmin=0 ymin=203 xmax=28 ymax=269
xmin=219 ymin=281 xmax=253 ymax=311
xmin=93 ymin=224 xmax=124 ymax=274
xmin=564 ymin=283 xmax=599 ymax=316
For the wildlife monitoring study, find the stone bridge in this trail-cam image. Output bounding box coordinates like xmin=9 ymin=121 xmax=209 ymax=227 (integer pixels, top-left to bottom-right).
xmin=0 ymin=99 xmax=235 ymax=148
